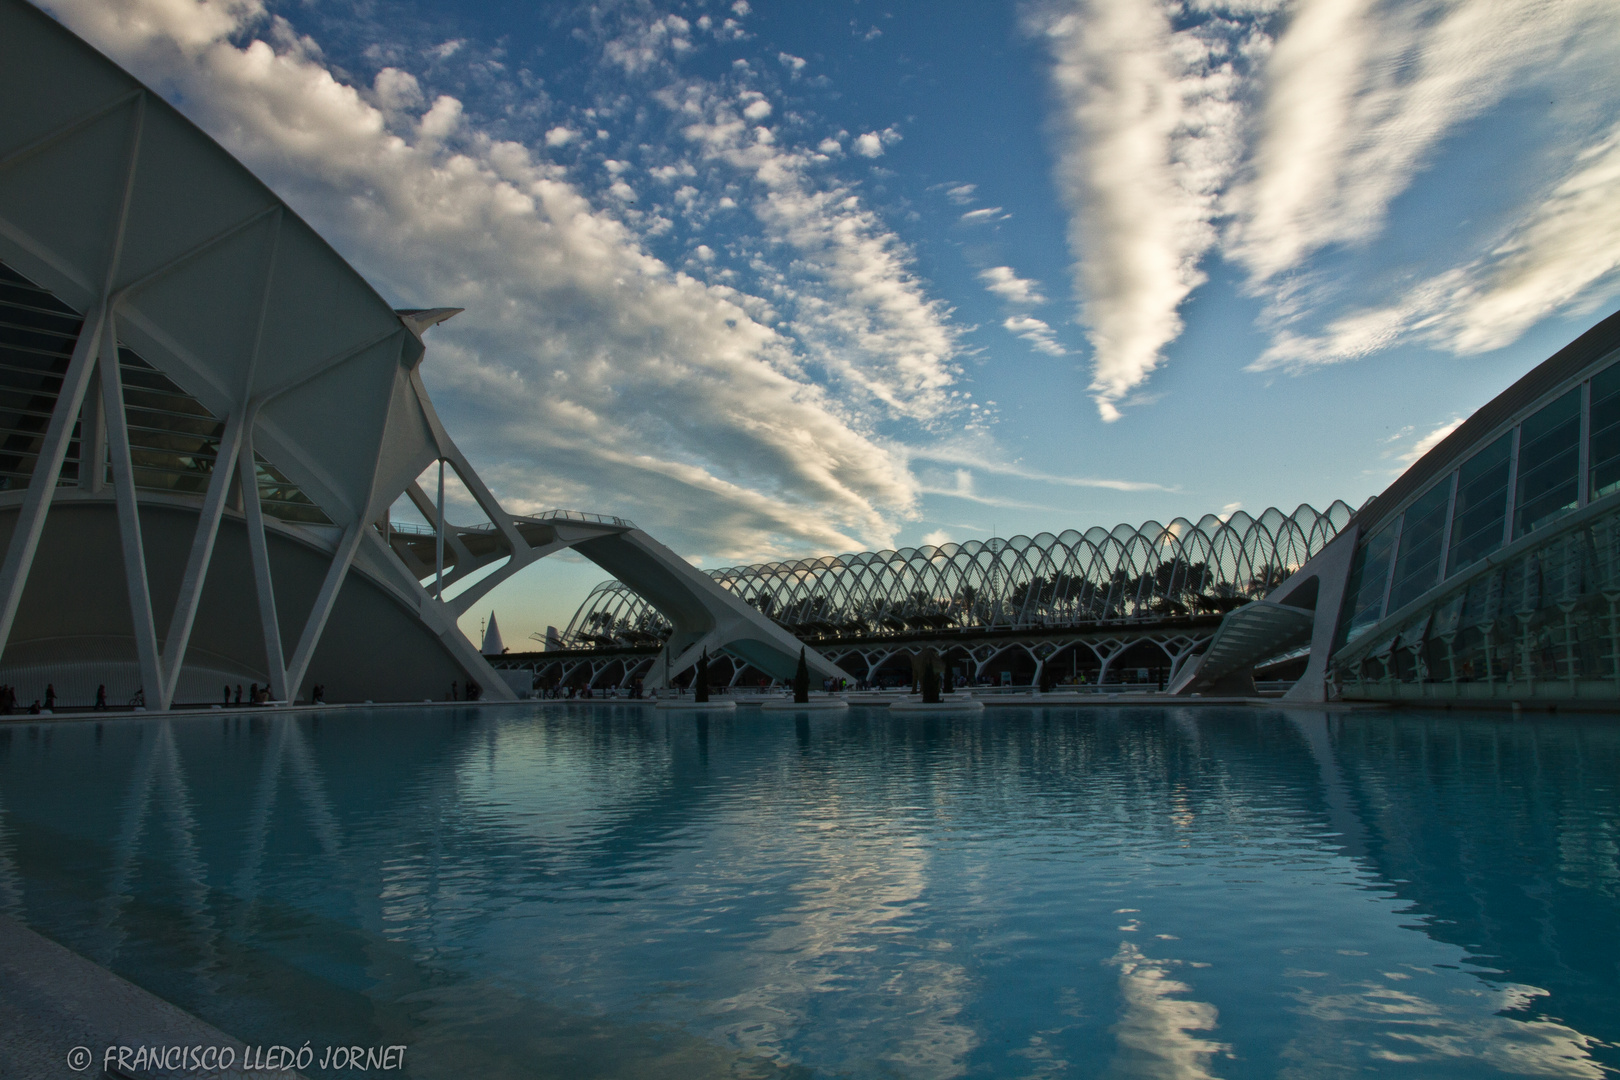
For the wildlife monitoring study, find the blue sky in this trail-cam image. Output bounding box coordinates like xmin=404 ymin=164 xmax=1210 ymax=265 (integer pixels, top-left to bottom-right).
xmin=42 ymin=0 xmax=1620 ymax=643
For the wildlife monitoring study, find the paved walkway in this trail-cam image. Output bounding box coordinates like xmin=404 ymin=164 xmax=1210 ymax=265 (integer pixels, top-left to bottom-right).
xmin=0 ymin=915 xmax=301 ymax=1079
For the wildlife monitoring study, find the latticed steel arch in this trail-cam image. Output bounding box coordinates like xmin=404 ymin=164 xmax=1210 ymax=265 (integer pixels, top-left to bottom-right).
xmin=563 ymin=503 xmax=1353 ymax=647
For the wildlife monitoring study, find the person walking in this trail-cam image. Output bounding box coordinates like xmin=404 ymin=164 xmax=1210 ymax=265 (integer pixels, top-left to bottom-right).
xmin=95 ymin=684 xmax=107 ymax=710
xmin=223 ymin=684 xmax=231 ymax=706
xmin=235 ymin=684 xmax=242 ymax=705
xmin=44 ymin=684 xmax=55 ymax=710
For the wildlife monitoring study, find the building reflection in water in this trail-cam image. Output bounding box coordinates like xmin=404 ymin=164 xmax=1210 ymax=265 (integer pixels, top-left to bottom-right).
xmin=0 ymin=706 xmax=1615 ymax=1078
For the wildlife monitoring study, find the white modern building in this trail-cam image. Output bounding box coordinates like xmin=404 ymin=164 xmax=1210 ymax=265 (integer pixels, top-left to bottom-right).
xmin=0 ymin=0 xmax=845 ymax=710
xmin=1175 ymin=308 xmax=1620 ymax=705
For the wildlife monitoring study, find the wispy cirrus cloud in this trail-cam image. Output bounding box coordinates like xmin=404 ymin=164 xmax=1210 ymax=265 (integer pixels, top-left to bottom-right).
xmin=979 ymin=266 xmax=1048 ymax=307
xmin=1255 ymin=118 xmax=1620 ymax=369
xmin=1031 ymin=0 xmax=1620 ymax=417
xmin=1228 ymin=0 xmax=1611 ymax=286
xmin=1003 ymin=315 xmax=1067 ymax=356
xmin=1030 ymin=0 xmax=1271 ymax=421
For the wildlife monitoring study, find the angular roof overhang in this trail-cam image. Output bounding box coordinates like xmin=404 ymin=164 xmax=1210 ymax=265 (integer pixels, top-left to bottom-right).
xmin=0 ymin=0 xmax=451 ymax=527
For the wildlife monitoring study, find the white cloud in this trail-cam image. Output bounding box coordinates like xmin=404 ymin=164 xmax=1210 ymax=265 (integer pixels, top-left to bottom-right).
xmin=372 ymin=67 xmax=422 ymax=113
xmin=979 ymin=266 xmax=1048 ymax=307
xmin=1031 ymin=0 xmax=1620 ymax=415
xmin=920 ymin=528 xmax=953 ymax=547
xmin=777 ymin=52 xmax=807 ymax=73
xmin=1003 ymin=315 xmax=1067 ymax=356
xmin=603 ymin=13 xmax=693 ymax=74
xmin=676 ymin=90 xmax=962 ymax=427
xmin=1032 ymin=0 xmax=1267 ymax=422
xmin=43 ymin=0 xmax=937 ymax=561
xmin=854 ymin=132 xmax=885 ymax=158
xmin=1398 ymin=417 xmax=1465 ymax=465
xmin=1253 ymin=120 xmax=1620 ymax=370
xmin=1228 ymin=0 xmax=1613 ymax=285
xmin=946 ymin=183 xmax=977 ymax=205
xmin=959 ymin=207 xmax=1006 ymax=224
xmin=908 ymin=445 xmax=1170 ymax=493
xmin=416 ymin=94 xmax=461 ymax=142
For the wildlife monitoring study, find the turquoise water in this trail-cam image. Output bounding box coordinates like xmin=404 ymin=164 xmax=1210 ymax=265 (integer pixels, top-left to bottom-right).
xmin=1 ymin=705 xmax=1617 ymax=1078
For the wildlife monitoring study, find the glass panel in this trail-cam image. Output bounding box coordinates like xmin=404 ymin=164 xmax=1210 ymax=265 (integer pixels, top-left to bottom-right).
xmin=1447 ymin=432 xmax=1511 ymax=576
xmin=1388 ymin=482 xmax=1451 ymax=612
xmin=1589 ymin=361 xmax=1620 ymax=500
xmin=1338 ymin=524 xmax=1397 ymax=645
xmin=1514 ymin=387 xmax=1581 ymax=538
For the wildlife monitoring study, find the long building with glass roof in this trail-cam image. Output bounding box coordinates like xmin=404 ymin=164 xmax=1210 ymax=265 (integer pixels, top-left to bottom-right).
xmin=542 ymin=503 xmax=1351 ymax=690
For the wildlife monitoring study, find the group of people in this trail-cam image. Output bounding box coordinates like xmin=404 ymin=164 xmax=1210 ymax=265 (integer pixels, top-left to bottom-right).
xmin=533 ymin=678 xmax=644 ymax=699
xmin=221 ymin=683 xmax=274 ymax=706
xmin=0 ymin=684 xmax=44 ymax=714
xmin=446 ymin=680 xmax=482 ymax=701
xmin=0 ymin=682 xmax=122 ymax=713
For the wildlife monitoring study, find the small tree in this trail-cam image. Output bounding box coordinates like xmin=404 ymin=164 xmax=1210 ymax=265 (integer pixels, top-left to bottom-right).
xmin=694 ymin=649 xmax=710 ymax=703
xmin=793 ymin=647 xmax=810 ymax=703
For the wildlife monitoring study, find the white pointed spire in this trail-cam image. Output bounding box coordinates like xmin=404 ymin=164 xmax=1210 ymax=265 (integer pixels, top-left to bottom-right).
xmin=480 ymin=611 xmax=506 ymax=656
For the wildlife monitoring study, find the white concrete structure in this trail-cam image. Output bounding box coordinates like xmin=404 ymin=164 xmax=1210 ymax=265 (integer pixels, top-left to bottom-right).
xmin=0 ymin=0 xmax=846 ymax=709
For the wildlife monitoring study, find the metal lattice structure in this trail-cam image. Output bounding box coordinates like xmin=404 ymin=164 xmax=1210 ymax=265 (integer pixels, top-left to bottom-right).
xmin=562 ymin=503 xmax=1354 ymax=649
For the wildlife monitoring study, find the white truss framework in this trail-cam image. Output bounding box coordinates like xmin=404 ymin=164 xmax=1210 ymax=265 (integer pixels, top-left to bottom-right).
xmin=562 ymin=503 xmax=1352 ymax=649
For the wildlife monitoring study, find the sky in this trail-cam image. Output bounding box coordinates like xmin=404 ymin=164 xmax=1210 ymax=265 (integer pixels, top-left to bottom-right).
xmin=38 ymin=0 xmax=1620 ymax=646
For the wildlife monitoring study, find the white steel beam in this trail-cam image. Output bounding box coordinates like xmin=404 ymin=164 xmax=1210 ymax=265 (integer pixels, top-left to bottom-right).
xmin=435 ymin=459 xmax=445 ymax=599
xmin=0 ymin=302 xmax=106 ymax=648
xmin=100 ymin=321 xmax=164 ymax=707
xmin=283 ymin=519 xmax=365 ymax=700
xmin=239 ymin=441 xmax=288 ymax=700
xmin=157 ymin=409 xmax=246 ymax=708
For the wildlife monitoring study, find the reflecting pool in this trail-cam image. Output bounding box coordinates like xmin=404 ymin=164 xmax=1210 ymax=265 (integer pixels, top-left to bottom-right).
xmin=1 ymin=705 xmax=1617 ymax=1078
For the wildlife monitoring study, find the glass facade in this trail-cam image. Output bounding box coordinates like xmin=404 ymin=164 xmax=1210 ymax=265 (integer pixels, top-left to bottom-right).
xmin=1388 ymin=480 xmax=1451 ymax=612
xmin=1340 ymin=525 xmax=1397 ymax=646
xmin=1513 ymin=387 xmax=1581 ymax=539
xmin=1331 ymin=350 xmax=1620 ymax=700
xmin=1447 ymin=433 xmax=1512 ymax=577
xmin=1589 ymin=363 xmax=1620 ymax=500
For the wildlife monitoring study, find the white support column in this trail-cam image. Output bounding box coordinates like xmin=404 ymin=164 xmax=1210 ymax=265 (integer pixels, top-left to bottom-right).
xmin=0 ymin=303 xmax=107 ymax=651
xmin=283 ymin=520 xmax=365 ymax=700
xmin=100 ymin=324 xmax=164 ymax=707
xmin=238 ymin=441 xmax=288 ymax=700
xmin=434 ymin=459 xmax=446 ymax=599
xmin=157 ymin=409 xmax=247 ymax=708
